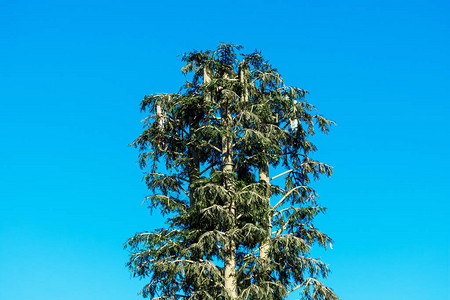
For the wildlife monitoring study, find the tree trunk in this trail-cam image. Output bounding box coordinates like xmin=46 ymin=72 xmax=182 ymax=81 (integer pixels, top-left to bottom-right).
xmin=203 ymin=65 xmax=211 ymax=103
xmin=239 ymin=63 xmax=249 ymax=104
xmin=222 ymin=72 xmax=237 ymax=299
xmin=223 ymin=141 xmax=237 ymax=299
xmin=259 ymin=162 xmax=271 ymax=273
xmin=259 ymin=76 xmax=272 ymax=280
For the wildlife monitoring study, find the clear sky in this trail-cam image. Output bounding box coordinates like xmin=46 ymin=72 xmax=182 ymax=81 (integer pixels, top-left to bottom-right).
xmin=1 ymin=0 xmax=448 ymax=299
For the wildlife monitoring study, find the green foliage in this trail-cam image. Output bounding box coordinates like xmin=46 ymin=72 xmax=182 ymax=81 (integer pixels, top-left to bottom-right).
xmin=126 ymin=43 xmax=338 ymax=300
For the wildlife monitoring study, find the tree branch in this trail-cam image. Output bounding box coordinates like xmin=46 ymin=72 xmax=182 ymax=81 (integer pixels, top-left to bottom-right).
xmin=273 ymin=185 xmax=310 ymax=209
xmin=270 ymin=167 xmax=298 ymax=181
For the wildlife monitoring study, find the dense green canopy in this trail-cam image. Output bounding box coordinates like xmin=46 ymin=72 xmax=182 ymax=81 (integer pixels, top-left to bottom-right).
xmin=126 ymin=43 xmax=338 ymax=300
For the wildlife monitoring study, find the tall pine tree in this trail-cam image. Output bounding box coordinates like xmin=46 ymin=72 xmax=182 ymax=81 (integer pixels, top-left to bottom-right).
xmin=125 ymin=43 xmax=339 ymax=300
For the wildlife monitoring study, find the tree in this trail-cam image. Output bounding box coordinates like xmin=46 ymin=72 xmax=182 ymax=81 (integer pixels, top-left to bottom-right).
xmin=125 ymin=43 xmax=339 ymax=300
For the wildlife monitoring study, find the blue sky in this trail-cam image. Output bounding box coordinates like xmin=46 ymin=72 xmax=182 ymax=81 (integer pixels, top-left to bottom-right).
xmin=1 ymin=0 xmax=448 ymax=299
